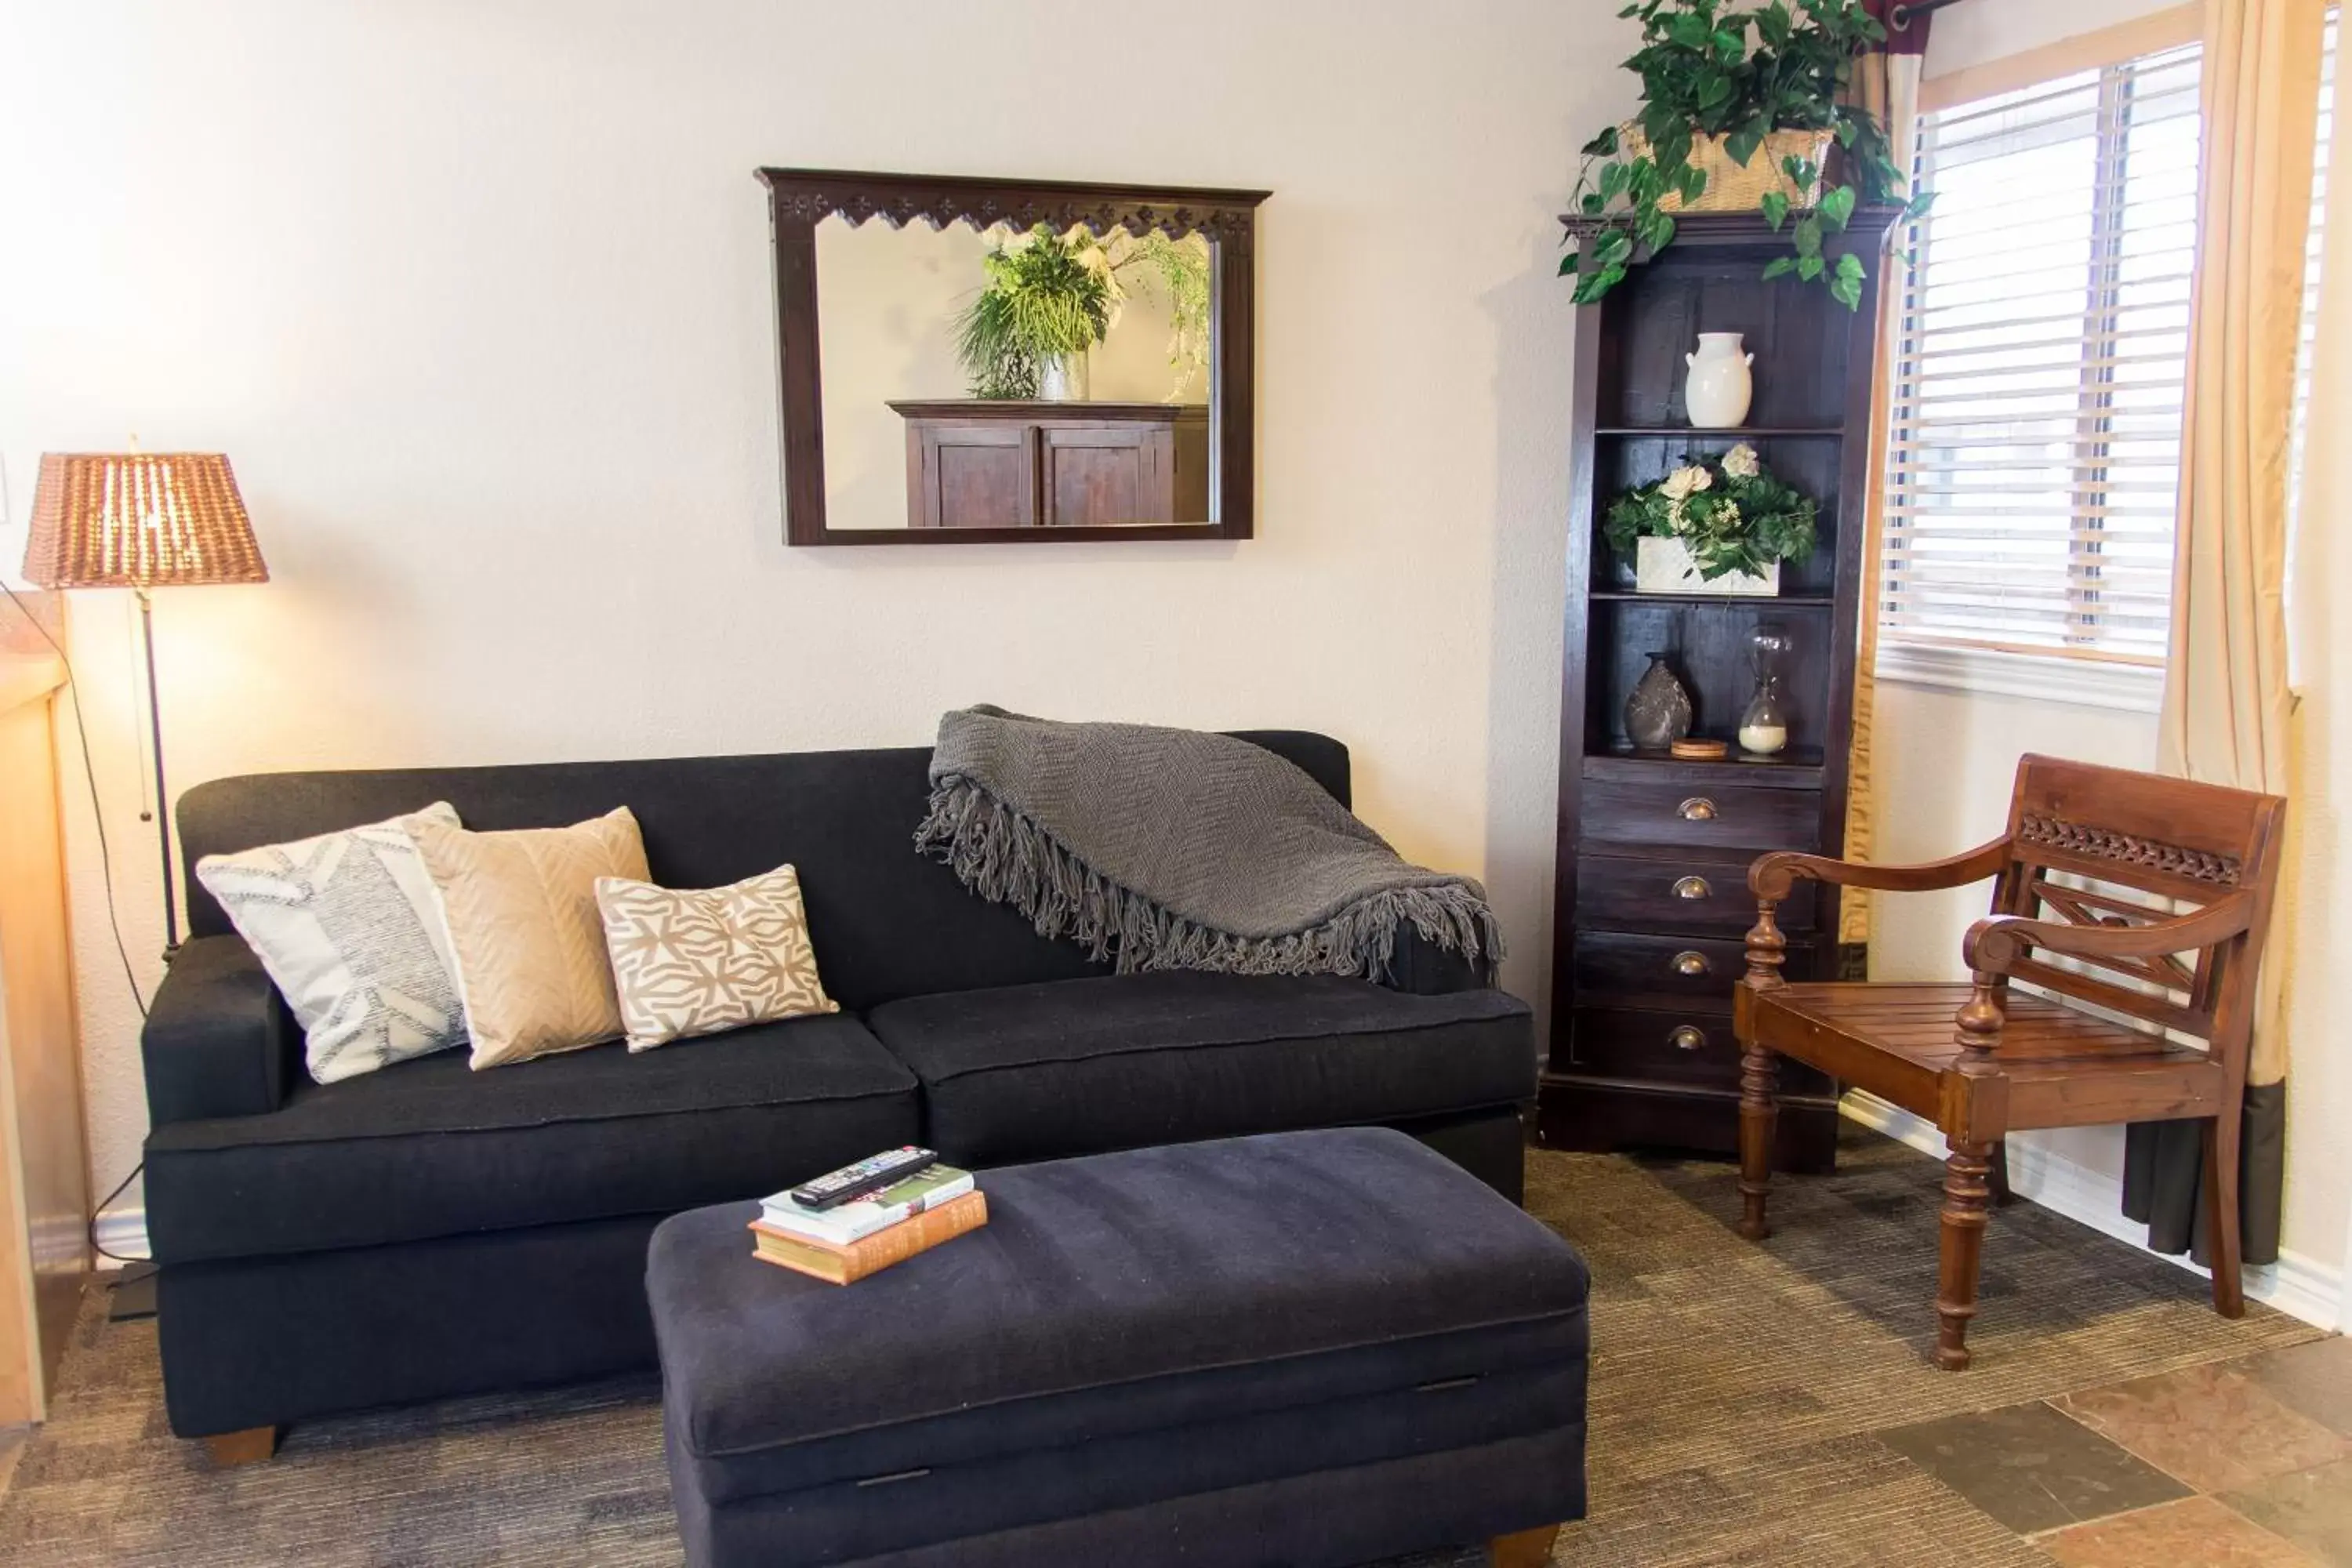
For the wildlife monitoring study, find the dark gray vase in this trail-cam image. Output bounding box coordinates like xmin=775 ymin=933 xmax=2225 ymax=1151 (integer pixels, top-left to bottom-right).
xmin=1625 ymin=652 xmax=1693 ymax=750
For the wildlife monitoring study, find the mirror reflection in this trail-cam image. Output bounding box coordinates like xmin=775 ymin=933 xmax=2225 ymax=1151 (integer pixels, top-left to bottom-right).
xmin=816 ymin=219 xmax=1215 ymax=531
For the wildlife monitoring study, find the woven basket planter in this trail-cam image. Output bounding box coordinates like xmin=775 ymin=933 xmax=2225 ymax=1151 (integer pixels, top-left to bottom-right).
xmin=1617 ymin=123 xmax=1836 ymax=214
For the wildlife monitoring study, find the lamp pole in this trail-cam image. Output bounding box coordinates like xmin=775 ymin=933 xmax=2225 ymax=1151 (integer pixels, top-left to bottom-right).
xmin=136 ymin=587 xmax=179 ymax=955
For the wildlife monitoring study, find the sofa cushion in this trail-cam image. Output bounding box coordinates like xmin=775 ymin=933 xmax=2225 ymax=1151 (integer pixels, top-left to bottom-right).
xmin=866 ymin=972 xmax=1534 ymax=1166
xmin=143 ymin=1012 xmax=920 ymax=1265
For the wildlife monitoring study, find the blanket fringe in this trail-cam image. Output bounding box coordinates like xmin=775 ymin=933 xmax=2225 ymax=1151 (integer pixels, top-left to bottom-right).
xmin=914 ymin=776 xmax=1503 ymax=982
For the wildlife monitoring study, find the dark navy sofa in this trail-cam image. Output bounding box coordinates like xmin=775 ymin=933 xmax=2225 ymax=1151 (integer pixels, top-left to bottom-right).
xmin=138 ymin=734 xmax=1536 ymax=1439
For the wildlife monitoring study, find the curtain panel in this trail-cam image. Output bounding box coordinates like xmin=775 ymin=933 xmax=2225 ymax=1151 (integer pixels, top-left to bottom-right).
xmin=1838 ymin=0 xmax=1932 ymax=960
xmin=2127 ymin=0 xmax=2329 ymax=1266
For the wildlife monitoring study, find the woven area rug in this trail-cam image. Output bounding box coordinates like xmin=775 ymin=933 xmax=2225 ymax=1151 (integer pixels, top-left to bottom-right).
xmin=0 ymin=1125 xmax=2321 ymax=1567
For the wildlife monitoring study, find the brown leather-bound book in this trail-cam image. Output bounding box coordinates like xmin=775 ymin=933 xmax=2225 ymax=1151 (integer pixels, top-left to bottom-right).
xmin=747 ymin=1189 xmax=988 ymax=1284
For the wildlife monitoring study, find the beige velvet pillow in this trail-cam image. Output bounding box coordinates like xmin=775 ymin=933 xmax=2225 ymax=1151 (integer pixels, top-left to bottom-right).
xmin=412 ymin=807 xmax=650 ymax=1069
xmin=596 ymin=863 xmax=840 ymax=1051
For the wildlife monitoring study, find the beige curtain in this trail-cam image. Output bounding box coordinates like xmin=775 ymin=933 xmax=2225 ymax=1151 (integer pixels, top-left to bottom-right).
xmin=1839 ymin=13 xmax=1928 ymax=954
xmin=2127 ymin=0 xmax=2328 ymax=1266
xmin=2157 ymin=0 xmax=2327 ymax=1086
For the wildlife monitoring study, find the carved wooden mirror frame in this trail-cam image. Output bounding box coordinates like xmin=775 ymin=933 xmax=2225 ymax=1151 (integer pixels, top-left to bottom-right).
xmin=757 ymin=168 xmax=1268 ymax=546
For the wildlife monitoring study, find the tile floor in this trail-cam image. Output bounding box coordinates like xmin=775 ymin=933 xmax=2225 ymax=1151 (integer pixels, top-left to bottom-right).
xmin=1878 ymin=1336 xmax=2352 ymax=1565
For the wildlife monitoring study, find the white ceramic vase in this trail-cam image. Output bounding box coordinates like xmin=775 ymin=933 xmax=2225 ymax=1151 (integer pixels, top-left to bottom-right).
xmin=1683 ymin=332 xmax=1754 ymax=427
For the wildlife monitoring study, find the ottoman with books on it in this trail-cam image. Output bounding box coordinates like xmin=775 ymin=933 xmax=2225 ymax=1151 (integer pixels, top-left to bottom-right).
xmin=648 ymin=1127 xmax=1590 ymax=1568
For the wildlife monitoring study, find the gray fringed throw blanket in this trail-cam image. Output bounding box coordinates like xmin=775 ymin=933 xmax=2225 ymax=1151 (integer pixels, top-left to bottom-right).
xmin=915 ymin=706 xmax=1503 ymax=979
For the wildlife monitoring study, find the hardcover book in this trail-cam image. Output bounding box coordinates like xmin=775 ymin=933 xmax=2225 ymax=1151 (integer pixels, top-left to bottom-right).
xmin=748 ymin=1189 xmax=988 ymax=1285
xmin=758 ymin=1164 xmax=975 ymax=1245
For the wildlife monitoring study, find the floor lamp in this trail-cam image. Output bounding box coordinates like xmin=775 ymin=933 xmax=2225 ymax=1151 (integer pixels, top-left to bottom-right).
xmin=23 ymin=452 xmax=268 ymax=954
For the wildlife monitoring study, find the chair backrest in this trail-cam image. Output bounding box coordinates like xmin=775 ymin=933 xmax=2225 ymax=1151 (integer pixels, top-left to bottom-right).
xmin=1988 ymin=754 xmax=2287 ymax=1062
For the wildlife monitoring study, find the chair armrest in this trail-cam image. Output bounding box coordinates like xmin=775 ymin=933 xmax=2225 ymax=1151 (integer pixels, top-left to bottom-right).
xmin=1384 ymin=925 xmax=1490 ymax=994
xmin=1962 ymin=893 xmax=2256 ymax=975
xmin=1748 ymin=837 xmax=2013 ymax=901
xmin=142 ymin=935 xmax=295 ymax=1126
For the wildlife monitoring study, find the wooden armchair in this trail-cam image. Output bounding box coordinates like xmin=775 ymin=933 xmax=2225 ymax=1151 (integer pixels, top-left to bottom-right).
xmin=1732 ymin=755 xmax=2286 ymax=1370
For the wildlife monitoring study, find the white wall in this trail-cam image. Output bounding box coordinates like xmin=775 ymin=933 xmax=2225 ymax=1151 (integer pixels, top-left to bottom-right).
xmin=1927 ymin=0 xmax=2185 ymax=74
xmin=0 ymin=0 xmax=1617 ymax=1213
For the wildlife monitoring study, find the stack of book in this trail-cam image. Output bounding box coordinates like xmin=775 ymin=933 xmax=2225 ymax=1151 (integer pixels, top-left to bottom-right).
xmin=749 ymin=1163 xmax=987 ymax=1284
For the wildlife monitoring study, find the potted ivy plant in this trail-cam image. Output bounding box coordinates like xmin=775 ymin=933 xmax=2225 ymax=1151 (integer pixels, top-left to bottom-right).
xmin=1563 ymin=0 xmax=1929 ymax=310
xmin=1605 ymin=443 xmax=1818 ymax=594
xmin=954 ymin=224 xmax=1213 ymax=401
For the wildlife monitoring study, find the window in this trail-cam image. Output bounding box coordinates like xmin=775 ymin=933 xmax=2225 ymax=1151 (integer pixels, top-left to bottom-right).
xmin=1882 ymin=43 xmax=2202 ymax=666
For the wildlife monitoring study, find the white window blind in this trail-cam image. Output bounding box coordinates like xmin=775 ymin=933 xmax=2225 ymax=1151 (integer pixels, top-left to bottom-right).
xmin=1883 ymin=43 xmax=2202 ymax=664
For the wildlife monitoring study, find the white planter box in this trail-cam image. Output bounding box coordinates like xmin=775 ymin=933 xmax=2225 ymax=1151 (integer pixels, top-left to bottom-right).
xmin=1635 ymin=537 xmax=1779 ymax=597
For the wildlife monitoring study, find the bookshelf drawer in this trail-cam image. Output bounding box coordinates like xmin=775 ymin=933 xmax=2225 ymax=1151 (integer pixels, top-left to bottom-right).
xmin=1573 ymin=854 xmax=1816 ymax=935
xmin=1571 ymin=931 xmax=1745 ymax=1011
xmin=1565 ymin=1006 xmax=1831 ymax=1095
xmin=1581 ymin=777 xmax=1821 ymax=855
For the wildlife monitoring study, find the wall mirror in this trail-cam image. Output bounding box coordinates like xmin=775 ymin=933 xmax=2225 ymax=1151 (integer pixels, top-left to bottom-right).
xmin=757 ymin=169 xmax=1268 ymax=546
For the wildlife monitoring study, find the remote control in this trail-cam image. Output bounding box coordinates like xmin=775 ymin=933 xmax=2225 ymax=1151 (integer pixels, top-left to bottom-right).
xmin=789 ymin=1147 xmax=939 ymax=1211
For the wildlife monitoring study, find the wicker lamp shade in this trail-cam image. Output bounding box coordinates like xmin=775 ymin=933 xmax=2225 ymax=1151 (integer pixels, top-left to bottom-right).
xmin=23 ymin=452 xmax=267 ymax=589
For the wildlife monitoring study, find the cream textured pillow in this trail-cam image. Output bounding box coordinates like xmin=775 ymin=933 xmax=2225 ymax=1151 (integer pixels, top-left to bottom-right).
xmin=412 ymin=807 xmax=650 ymax=1069
xmin=596 ymin=863 xmax=840 ymax=1051
xmin=195 ymin=803 xmax=469 ymax=1084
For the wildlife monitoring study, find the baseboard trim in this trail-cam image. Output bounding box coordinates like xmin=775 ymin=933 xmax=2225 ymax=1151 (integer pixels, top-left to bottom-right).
xmin=93 ymin=1206 xmax=150 ymax=1265
xmin=1839 ymin=1092 xmax=2343 ymax=1330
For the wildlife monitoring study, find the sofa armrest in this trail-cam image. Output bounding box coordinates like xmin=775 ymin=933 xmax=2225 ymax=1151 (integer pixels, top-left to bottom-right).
xmin=142 ymin=935 xmax=295 ymax=1126
xmin=1385 ymin=926 xmax=1492 ymax=995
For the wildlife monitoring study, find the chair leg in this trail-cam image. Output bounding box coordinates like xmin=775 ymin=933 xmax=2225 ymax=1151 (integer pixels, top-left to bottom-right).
xmin=1737 ymin=1039 xmax=1778 ymax=1241
xmin=1489 ymin=1523 xmax=1562 ymax=1567
xmin=1936 ymin=1139 xmax=1993 ymax=1370
xmin=2203 ymin=1114 xmax=2245 ymax=1319
xmin=1986 ymin=1138 xmax=2014 ymax=1207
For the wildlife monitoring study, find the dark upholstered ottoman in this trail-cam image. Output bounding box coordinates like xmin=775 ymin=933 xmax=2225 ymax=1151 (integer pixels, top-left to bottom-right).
xmin=648 ymin=1127 xmax=1588 ymax=1568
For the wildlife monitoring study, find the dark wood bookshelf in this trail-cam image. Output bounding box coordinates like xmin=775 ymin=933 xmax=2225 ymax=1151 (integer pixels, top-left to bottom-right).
xmin=1539 ymin=208 xmax=1898 ymax=1173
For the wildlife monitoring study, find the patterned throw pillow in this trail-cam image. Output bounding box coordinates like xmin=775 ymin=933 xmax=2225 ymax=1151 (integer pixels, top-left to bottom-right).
xmin=595 ymin=863 xmax=839 ymax=1051
xmin=411 ymin=807 xmax=652 ymax=1069
xmin=195 ymin=803 xmax=469 ymax=1084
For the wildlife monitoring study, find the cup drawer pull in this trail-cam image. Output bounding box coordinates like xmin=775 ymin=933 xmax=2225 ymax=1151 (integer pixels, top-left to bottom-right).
xmin=1668 ymin=1025 xmax=1707 ymax=1051
xmin=1677 ymin=797 xmax=1718 ymax=822
xmin=1671 ymin=949 xmax=1711 ymax=977
xmin=1672 ymin=875 xmax=1711 ymax=900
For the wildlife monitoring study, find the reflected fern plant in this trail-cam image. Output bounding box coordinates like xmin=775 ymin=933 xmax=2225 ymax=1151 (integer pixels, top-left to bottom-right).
xmin=1563 ymin=0 xmax=1933 ymax=310
xmin=954 ymin=225 xmax=1114 ymax=399
xmin=953 ymin=225 xmax=1214 ymax=401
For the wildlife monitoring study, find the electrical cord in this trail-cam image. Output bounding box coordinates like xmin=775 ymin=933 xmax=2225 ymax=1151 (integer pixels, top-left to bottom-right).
xmin=3 ymin=461 xmax=154 ymax=1268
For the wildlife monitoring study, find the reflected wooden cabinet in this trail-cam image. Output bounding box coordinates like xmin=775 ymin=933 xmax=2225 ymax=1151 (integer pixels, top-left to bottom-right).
xmin=890 ymin=401 xmax=1209 ymax=528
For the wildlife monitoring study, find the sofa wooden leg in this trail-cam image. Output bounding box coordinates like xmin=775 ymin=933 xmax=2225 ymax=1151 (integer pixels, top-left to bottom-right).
xmin=204 ymin=1425 xmax=281 ymax=1467
xmin=1489 ymin=1523 xmax=1562 ymax=1567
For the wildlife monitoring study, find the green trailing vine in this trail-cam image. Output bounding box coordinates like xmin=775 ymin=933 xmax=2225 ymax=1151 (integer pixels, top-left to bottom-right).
xmin=1604 ymin=444 xmax=1818 ymax=580
xmin=953 ymin=224 xmax=1213 ymax=401
xmin=1562 ymin=0 xmax=1933 ymax=310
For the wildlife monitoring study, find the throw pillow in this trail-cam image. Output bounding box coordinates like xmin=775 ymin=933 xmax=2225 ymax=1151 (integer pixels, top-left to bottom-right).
xmin=411 ymin=806 xmax=651 ymax=1069
xmin=194 ymin=803 xmax=470 ymax=1084
xmin=596 ymin=863 xmax=840 ymax=1051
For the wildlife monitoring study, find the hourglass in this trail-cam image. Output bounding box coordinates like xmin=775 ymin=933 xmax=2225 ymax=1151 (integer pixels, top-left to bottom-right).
xmin=1738 ymin=625 xmax=1792 ymax=757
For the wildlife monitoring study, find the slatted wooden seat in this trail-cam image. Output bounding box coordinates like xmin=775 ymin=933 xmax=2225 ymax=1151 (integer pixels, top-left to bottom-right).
xmin=1732 ymin=756 xmax=2286 ymax=1370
